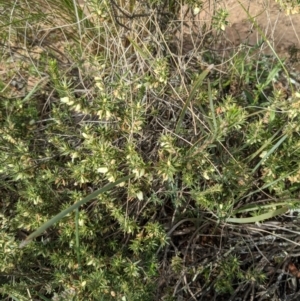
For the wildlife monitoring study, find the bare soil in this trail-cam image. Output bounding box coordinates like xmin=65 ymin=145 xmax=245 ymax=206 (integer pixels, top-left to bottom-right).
xmin=178 ymin=0 xmax=300 ymax=69
xmin=223 ymin=0 xmax=300 ymax=56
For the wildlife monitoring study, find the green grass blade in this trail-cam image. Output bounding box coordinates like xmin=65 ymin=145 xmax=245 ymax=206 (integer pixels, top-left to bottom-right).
xmin=37 ymin=293 xmax=52 ymax=301
xmin=251 ymin=134 xmax=287 ymax=174
xmin=175 ymin=64 xmax=214 ymax=134
xmin=264 ymin=62 xmax=283 ymax=87
xmin=72 ymin=0 xmax=82 ymax=40
xmin=8 ymin=296 xmax=20 ymax=301
xmin=127 ymin=37 xmax=152 ymax=60
xmin=226 ymin=206 xmax=288 ymax=224
xmin=233 ymin=202 xmax=291 ymax=213
xmin=246 ymin=130 xmax=280 ymax=163
xmin=208 ymin=79 xmax=217 ymax=132
xmin=0 ymin=16 xmax=36 ymax=29
xmin=234 ymin=199 xmax=300 ymax=215
xmin=22 ymin=77 xmax=49 ymax=102
xmin=242 ymin=169 xmax=296 ymax=201
xmin=75 ymin=208 xmax=81 ymax=273
xmin=19 ymin=175 xmax=133 ymax=248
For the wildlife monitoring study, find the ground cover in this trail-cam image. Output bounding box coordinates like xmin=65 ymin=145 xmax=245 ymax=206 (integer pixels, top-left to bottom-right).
xmin=1 ymin=0 xmax=300 ymax=300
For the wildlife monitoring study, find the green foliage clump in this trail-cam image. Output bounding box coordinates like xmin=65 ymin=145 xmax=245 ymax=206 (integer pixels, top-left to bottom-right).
xmin=1 ymin=0 xmax=300 ymax=300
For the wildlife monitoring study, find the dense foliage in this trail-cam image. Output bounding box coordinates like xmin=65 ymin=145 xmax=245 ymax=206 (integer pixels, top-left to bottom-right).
xmin=1 ymin=0 xmax=300 ymax=300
